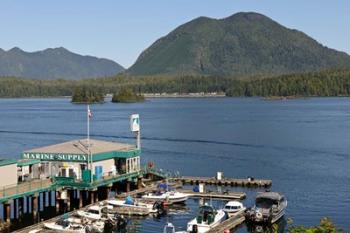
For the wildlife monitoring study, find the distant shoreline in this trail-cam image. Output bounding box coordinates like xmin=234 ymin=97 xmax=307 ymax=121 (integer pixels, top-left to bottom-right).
xmin=142 ymin=93 xmax=226 ymax=98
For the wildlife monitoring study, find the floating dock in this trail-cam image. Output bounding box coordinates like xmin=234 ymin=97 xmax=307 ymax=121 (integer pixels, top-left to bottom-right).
xmin=177 ymin=188 xmax=246 ymax=200
xmin=173 ymin=176 xmax=272 ymax=187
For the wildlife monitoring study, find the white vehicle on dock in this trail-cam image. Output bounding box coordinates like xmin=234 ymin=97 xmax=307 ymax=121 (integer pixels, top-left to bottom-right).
xmin=186 ymin=204 xmax=226 ymax=233
xmin=223 ymin=201 xmax=246 ymax=217
xmin=142 ymin=191 xmax=189 ymax=204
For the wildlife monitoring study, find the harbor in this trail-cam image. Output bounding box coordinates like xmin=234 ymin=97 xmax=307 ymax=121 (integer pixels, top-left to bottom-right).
xmin=0 ymin=112 xmax=286 ymax=233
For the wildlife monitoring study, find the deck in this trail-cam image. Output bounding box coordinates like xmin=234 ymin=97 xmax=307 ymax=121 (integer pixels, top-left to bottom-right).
xmin=177 ymin=188 xmax=246 ymax=200
xmin=0 ymin=179 xmax=53 ymax=202
xmin=172 ymin=176 xmax=272 ymax=187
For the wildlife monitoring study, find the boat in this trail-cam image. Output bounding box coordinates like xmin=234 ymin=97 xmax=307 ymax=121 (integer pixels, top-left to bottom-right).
xmin=107 ymin=196 xmax=163 ymax=215
xmin=76 ymin=205 xmax=115 ymax=220
xmin=223 ymin=201 xmax=246 ymax=217
xmin=163 ymin=222 xmax=176 ymax=233
xmin=186 ymin=204 xmax=226 ymax=233
xmin=44 ymin=218 xmax=86 ymax=233
xmin=142 ymin=191 xmax=188 ymax=204
xmin=245 ymin=192 xmax=287 ymax=224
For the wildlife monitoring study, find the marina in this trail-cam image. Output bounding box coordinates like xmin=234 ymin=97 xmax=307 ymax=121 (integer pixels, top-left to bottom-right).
xmin=0 ymin=112 xmax=278 ymax=233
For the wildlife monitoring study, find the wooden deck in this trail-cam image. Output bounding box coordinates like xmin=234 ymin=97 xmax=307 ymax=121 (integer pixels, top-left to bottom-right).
xmin=0 ymin=179 xmax=52 ymax=201
xmin=172 ymin=176 xmax=272 ymax=187
xmin=208 ymin=215 xmax=246 ymax=233
xmin=177 ymin=189 xmax=246 ymax=200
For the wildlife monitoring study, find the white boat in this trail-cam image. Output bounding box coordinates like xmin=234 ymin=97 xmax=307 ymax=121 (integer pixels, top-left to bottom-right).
xmin=223 ymin=201 xmax=246 ymax=217
xmin=163 ymin=222 xmax=187 ymax=233
xmin=163 ymin=222 xmax=176 ymax=233
xmin=245 ymin=192 xmax=287 ymax=224
xmin=76 ymin=205 xmax=115 ymax=220
xmin=186 ymin=204 xmax=226 ymax=233
xmin=107 ymin=198 xmax=159 ymax=214
xmin=142 ymin=191 xmax=188 ymax=204
xmin=44 ymin=218 xmax=86 ymax=233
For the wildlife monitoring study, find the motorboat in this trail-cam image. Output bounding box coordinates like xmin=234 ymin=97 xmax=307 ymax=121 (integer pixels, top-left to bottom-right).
xmin=245 ymin=192 xmax=287 ymax=224
xmin=107 ymin=196 xmax=162 ymax=214
xmin=77 ymin=205 xmax=115 ymax=220
xmin=142 ymin=191 xmax=188 ymax=204
xmin=163 ymin=222 xmax=176 ymax=233
xmin=223 ymin=201 xmax=246 ymax=217
xmin=44 ymin=218 xmax=86 ymax=233
xmin=186 ymin=204 xmax=226 ymax=233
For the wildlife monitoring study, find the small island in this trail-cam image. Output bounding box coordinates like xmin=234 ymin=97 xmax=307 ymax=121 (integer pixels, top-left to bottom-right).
xmin=112 ymin=88 xmax=145 ymax=103
xmin=71 ymin=87 xmax=104 ymax=103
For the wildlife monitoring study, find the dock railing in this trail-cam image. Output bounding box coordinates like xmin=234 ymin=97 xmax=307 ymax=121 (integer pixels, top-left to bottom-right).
xmin=0 ymin=179 xmax=52 ymax=201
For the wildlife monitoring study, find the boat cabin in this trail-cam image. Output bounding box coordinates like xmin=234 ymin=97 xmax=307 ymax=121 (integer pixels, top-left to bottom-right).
xmin=255 ymin=192 xmax=286 ymax=209
xmin=196 ymin=205 xmax=217 ymax=225
xmin=223 ymin=201 xmax=244 ymax=212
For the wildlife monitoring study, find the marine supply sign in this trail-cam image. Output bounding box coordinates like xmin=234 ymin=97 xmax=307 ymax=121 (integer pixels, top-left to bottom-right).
xmin=22 ymin=152 xmax=88 ymax=162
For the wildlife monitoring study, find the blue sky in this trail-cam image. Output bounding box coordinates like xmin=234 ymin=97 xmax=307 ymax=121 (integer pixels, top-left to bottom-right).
xmin=0 ymin=0 xmax=349 ymax=68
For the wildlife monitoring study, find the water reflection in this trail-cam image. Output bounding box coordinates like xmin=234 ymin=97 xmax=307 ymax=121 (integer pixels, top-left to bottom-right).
xmin=246 ymin=218 xmax=287 ymax=233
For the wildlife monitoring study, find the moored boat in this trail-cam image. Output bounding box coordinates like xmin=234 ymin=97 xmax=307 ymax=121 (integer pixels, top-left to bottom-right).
xmin=223 ymin=201 xmax=246 ymax=217
xmin=142 ymin=191 xmax=188 ymax=204
xmin=44 ymin=218 xmax=86 ymax=233
xmin=245 ymin=192 xmax=287 ymax=224
xmin=186 ymin=204 xmax=226 ymax=233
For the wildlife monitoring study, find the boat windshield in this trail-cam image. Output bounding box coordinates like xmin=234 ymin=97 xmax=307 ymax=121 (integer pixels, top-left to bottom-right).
xmin=226 ymin=205 xmax=241 ymax=210
xmin=88 ymin=209 xmax=100 ymax=215
xmin=256 ymin=198 xmax=275 ymax=209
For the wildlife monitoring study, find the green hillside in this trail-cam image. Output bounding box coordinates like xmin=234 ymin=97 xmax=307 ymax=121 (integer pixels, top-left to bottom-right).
xmin=0 ymin=47 xmax=124 ymax=80
xmin=128 ymin=12 xmax=350 ymax=76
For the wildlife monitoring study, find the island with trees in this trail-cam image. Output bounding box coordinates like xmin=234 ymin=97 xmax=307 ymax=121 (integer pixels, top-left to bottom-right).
xmin=71 ymin=86 xmax=104 ymax=103
xmin=112 ymin=88 xmax=145 ymax=103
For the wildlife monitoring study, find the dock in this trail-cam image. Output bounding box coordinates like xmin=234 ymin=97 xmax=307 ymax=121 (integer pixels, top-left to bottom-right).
xmin=177 ymin=188 xmax=246 ymax=200
xmin=208 ymin=215 xmax=246 ymax=233
xmin=172 ymin=176 xmax=272 ymax=187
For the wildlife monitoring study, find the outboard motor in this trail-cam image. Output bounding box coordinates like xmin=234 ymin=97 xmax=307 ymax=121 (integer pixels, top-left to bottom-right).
xmin=192 ymin=224 xmax=198 ymax=233
xmin=153 ymin=201 xmax=166 ymax=216
xmin=103 ymin=218 xmax=115 ymax=233
xmin=116 ymin=215 xmax=128 ymax=231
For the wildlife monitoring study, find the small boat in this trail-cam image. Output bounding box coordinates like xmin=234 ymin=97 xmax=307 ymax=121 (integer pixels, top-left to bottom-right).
xmin=77 ymin=205 xmax=115 ymax=220
xmin=245 ymin=192 xmax=287 ymax=224
xmin=107 ymin=196 xmax=162 ymax=215
xmin=44 ymin=218 xmax=86 ymax=233
xmin=163 ymin=222 xmax=187 ymax=233
xmin=163 ymin=222 xmax=176 ymax=233
xmin=223 ymin=201 xmax=246 ymax=217
xmin=142 ymin=191 xmax=188 ymax=204
xmin=186 ymin=204 xmax=226 ymax=233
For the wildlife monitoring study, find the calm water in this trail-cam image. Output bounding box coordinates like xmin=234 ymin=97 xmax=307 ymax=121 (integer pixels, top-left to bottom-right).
xmin=0 ymin=97 xmax=349 ymax=232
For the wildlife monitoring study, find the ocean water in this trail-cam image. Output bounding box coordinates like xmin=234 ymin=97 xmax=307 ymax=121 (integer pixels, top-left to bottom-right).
xmin=0 ymin=97 xmax=349 ymax=232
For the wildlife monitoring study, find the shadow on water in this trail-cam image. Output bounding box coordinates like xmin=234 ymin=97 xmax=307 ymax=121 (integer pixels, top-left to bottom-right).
xmin=245 ymin=218 xmax=287 ymax=233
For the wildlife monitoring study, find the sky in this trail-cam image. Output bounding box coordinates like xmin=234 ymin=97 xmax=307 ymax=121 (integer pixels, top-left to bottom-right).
xmin=0 ymin=0 xmax=349 ymax=68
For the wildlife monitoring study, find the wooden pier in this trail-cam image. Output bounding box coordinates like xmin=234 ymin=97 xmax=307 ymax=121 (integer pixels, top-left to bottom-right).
xmin=177 ymin=189 xmax=246 ymax=200
xmin=173 ymin=176 xmax=272 ymax=187
xmin=208 ymin=215 xmax=245 ymax=233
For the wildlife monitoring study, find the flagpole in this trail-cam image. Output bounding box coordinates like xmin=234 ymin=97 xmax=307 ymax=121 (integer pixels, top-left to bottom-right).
xmin=87 ymin=104 xmax=92 ymax=183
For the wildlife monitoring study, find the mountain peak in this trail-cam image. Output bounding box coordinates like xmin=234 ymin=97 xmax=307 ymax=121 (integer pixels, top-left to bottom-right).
xmin=224 ymin=12 xmax=270 ymax=21
xmin=8 ymin=47 xmax=24 ymax=53
xmin=128 ymin=12 xmax=350 ymax=76
xmin=0 ymin=47 xmax=125 ymax=80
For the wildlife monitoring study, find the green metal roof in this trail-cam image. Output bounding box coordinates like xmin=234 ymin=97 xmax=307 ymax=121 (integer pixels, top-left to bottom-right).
xmin=0 ymin=159 xmax=17 ymax=167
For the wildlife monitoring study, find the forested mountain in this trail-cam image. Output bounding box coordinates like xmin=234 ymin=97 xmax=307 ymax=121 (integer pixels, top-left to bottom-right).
xmin=0 ymin=47 xmax=124 ymax=80
xmin=128 ymin=12 xmax=350 ymax=76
